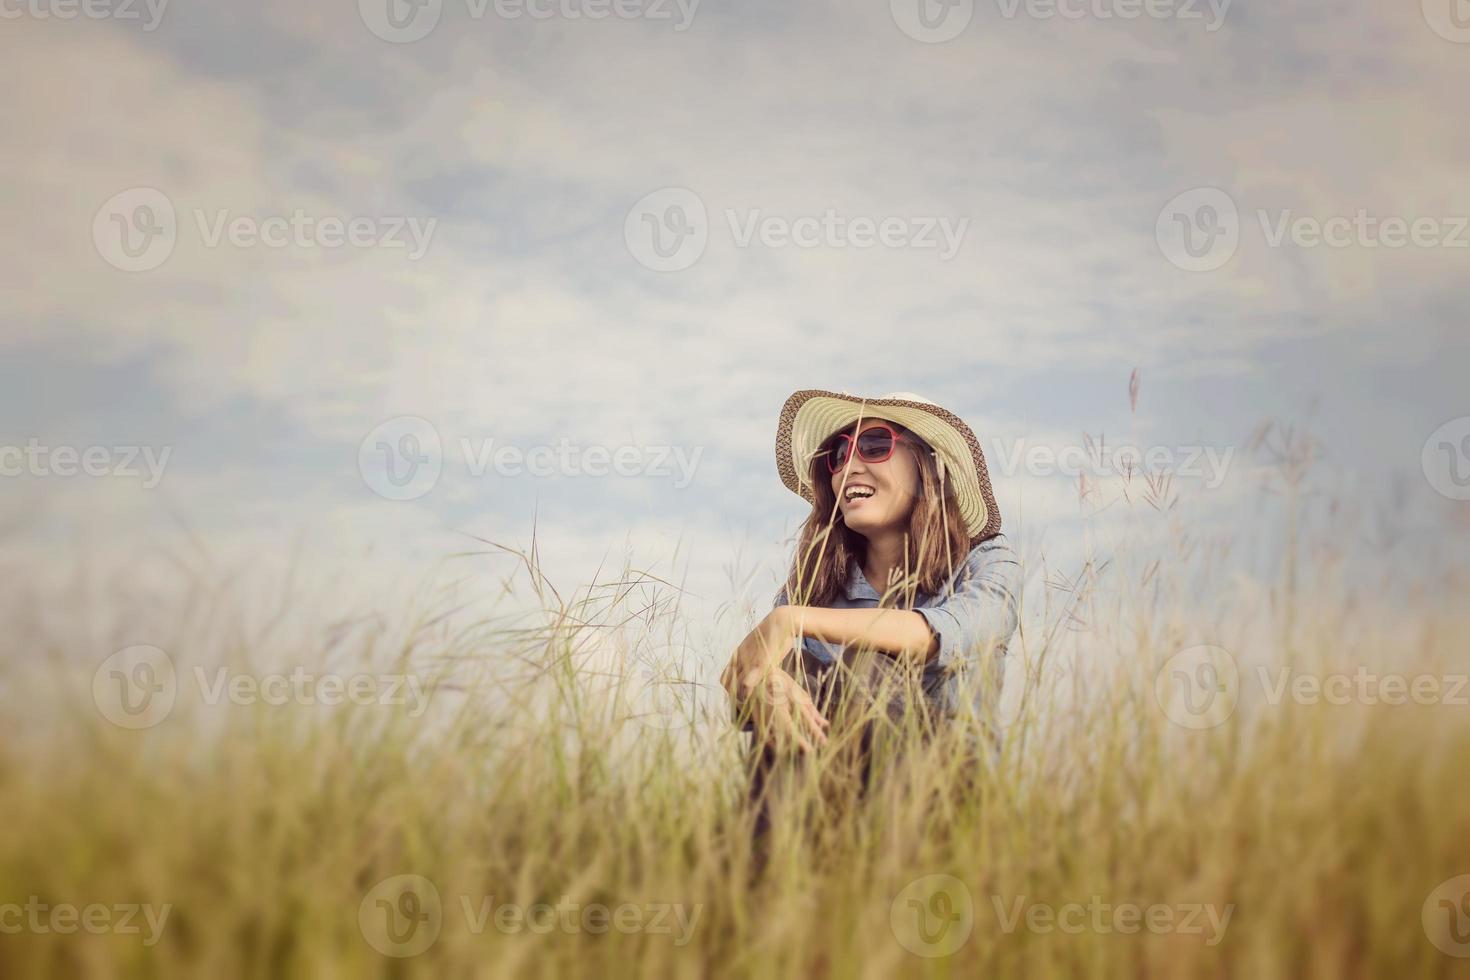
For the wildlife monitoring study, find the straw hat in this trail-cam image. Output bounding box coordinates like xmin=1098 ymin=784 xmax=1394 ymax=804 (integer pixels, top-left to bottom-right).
xmin=774 ymin=389 xmax=1002 ymax=543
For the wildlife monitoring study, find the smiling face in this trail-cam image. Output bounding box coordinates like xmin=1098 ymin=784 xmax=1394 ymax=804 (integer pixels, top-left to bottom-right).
xmin=791 ymin=415 xmax=972 ymax=607
xmin=825 ymin=420 xmax=926 ymax=540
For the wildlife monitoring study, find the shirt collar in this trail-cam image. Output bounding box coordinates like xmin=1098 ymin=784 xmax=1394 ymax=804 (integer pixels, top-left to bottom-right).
xmin=842 ymin=560 xmax=881 ymax=601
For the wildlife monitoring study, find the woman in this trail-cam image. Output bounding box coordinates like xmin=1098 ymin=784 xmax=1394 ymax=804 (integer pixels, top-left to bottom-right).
xmin=720 ymin=390 xmax=1022 ymax=838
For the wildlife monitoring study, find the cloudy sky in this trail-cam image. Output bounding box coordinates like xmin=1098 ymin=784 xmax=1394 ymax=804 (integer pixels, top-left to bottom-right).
xmin=3 ymin=0 xmax=1468 ymax=620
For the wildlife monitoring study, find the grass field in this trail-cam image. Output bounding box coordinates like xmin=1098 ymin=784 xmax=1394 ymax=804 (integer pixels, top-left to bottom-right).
xmin=2 ymin=489 xmax=1469 ymax=979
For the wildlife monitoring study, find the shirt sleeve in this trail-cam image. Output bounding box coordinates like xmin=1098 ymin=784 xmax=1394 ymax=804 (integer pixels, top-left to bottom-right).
xmin=913 ymin=535 xmax=1022 ymax=671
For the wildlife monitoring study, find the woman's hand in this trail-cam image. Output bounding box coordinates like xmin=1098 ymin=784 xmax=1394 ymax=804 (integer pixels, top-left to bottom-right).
xmin=723 ymin=607 xmax=801 ymax=683
xmin=720 ymin=606 xmax=827 ymax=751
xmin=730 ymin=665 xmax=829 ymax=754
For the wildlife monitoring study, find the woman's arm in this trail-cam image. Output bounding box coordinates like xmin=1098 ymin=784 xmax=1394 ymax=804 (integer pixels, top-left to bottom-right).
xmin=728 ymin=605 xmax=938 ymax=678
xmin=791 ymin=606 xmax=939 ymax=663
xmin=736 ymin=537 xmax=1023 ymax=676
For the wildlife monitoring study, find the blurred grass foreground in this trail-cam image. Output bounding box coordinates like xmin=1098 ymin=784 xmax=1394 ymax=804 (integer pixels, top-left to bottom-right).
xmin=2 ymin=464 xmax=1469 ymax=979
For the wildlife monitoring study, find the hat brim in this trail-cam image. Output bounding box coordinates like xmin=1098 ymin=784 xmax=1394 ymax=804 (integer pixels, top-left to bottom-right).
xmin=774 ymin=389 xmax=1002 ymax=543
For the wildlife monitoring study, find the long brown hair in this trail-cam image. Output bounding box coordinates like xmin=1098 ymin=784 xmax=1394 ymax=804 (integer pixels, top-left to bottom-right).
xmin=783 ymin=424 xmax=972 ymax=609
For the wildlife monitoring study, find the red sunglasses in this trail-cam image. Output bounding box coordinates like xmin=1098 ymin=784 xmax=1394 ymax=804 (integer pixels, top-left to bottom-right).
xmin=819 ymin=423 xmax=919 ymax=474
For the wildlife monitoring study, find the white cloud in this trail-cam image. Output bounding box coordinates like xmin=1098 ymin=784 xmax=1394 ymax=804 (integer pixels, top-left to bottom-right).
xmin=2 ymin=1 xmax=1466 ymax=607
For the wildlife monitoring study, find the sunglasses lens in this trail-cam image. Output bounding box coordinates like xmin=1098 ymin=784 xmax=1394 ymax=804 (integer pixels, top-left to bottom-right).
xmin=825 ymin=436 xmax=851 ymax=473
xmin=856 ymin=427 xmax=895 ymax=461
xmin=826 ymin=427 xmax=901 ymax=472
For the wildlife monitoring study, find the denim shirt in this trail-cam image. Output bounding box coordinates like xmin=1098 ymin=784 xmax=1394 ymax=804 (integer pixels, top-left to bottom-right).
xmin=771 ymin=533 xmax=1022 ymax=725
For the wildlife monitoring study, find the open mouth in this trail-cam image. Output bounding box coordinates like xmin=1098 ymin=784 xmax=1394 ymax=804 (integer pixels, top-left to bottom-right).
xmin=842 ymin=484 xmax=877 ymax=503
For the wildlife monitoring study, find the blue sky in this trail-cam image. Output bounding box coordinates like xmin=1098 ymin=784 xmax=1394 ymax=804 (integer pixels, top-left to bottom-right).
xmin=2 ymin=0 xmax=1468 ymax=612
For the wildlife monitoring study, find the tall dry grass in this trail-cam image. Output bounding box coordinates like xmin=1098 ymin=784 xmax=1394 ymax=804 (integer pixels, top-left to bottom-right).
xmin=2 ymin=448 xmax=1468 ymax=979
